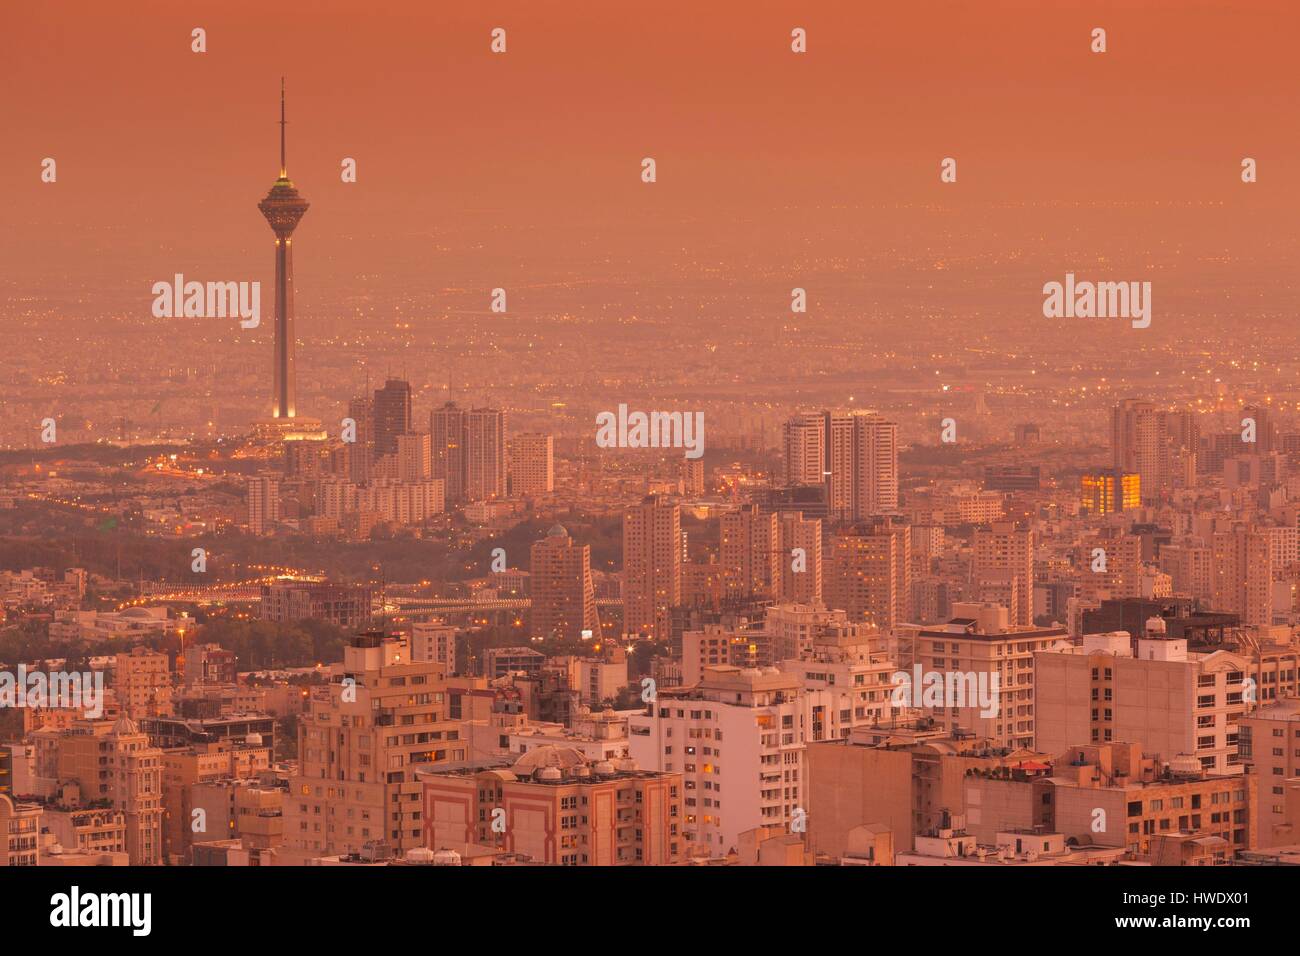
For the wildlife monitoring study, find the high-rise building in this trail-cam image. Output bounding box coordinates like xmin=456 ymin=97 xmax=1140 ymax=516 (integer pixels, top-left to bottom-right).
xmin=623 ymin=495 xmax=682 ymax=641
xmin=530 ymin=525 xmax=600 ymax=642
xmin=1079 ymin=531 xmax=1147 ymax=601
xmin=372 ymin=379 xmax=413 ymax=459
xmin=465 ymin=407 xmax=507 ymax=501
xmin=824 ymin=411 xmax=857 ymax=520
xmin=1112 ymin=399 xmax=1170 ymax=504
xmin=1213 ymin=526 xmax=1273 ymax=626
xmin=973 ymin=521 xmax=1035 ymax=627
xmin=826 ymin=521 xmax=910 ymax=629
xmin=1243 ymin=403 xmax=1275 ymax=455
xmin=1159 ymin=542 xmax=1216 ymax=602
xmin=347 ymin=395 xmax=374 ymax=483
xmin=783 ymin=413 xmax=825 ymax=487
xmin=1080 ymin=470 xmax=1140 ymax=514
xmin=283 ymin=436 xmax=326 ymax=478
xmin=430 ymin=402 xmax=466 ymax=503
xmin=720 ymin=504 xmax=780 ymax=599
xmin=679 ymin=457 xmax=705 ymax=496
xmin=778 ymin=513 xmax=823 ymax=604
xmin=247 ymin=475 xmax=281 ymax=535
xmin=784 ymin=410 xmax=898 ymax=522
xmin=509 ymin=432 xmax=554 ymax=496
xmin=396 ymin=431 xmax=432 ymax=481
xmin=849 ymin=412 xmax=899 ymax=520
xmin=257 ymin=80 xmax=310 ymax=421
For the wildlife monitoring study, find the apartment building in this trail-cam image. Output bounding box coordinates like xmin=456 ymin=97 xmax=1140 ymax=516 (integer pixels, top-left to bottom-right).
xmin=34 ymin=716 xmax=164 ymax=865
xmin=628 ymin=665 xmax=808 ymax=856
xmin=1035 ymin=619 xmax=1253 ymax=774
xmin=282 ymin=631 xmax=476 ymax=860
xmin=1239 ymin=698 xmax=1300 ymax=847
xmin=1049 ymin=742 xmax=1256 ymax=857
xmin=916 ymin=602 xmax=1067 ymax=749
xmin=418 ymin=745 xmax=681 ymax=865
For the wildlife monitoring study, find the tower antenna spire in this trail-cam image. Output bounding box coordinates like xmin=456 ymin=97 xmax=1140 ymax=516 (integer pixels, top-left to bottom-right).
xmin=279 ymin=77 xmax=287 ymax=177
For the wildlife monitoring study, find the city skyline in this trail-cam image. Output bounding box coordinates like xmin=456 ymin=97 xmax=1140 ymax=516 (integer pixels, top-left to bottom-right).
xmin=1 ymin=3 xmax=1296 ymax=935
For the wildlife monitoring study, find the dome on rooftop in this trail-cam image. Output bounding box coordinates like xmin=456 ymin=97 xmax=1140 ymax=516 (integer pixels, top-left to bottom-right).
xmin=110 ymin=714 xmax=139 ymax=736
xmin=511 ymin=745 xmax=589 ymax=774
xmin=547 ymin=524 xmax=568 ymax=538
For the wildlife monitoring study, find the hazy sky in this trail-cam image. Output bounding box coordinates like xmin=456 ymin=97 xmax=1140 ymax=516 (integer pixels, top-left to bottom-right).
xmin=3 ymin=1 xmax=1296 ymax=315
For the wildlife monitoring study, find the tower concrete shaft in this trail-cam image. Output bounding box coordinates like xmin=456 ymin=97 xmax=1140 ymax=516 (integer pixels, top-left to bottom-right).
xmin=257 ymin=79 xmax=309 ymax=419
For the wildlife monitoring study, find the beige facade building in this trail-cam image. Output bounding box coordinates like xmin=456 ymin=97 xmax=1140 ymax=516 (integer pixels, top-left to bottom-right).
xmin=190 ymin=780 xmax=284 ymax=853
xmin=465 ymin=407 xmax=507 ymax=502
xmin=1239 ymin=698 xmax=1300 ymax=847
xmin=35 ymin=717 xmax=164 ymax=865
xmin=530 ymin=525 xmax=599 ymax=642
xmin=0 ymin=792 xmax=41 ymax=866
xmin=1213 ymin=526 xmax=1273 ymax=627
xmin=395 ymin=431 xmax=432 ymax=481
xmin=778 ymin=512 xmax=823 ymax=604
xmin=916 ymin=602 xmax=1066 ymax=749
xmin=783 ymin=412 xmax=825 ymax=487
xmin=806 ymin=723 xmax=1049 ymax=856
xmin=419 ymin=745 xmax=681 ymax=865
xmin=778 ymin=627 xmax=899 ymax=740
xmin=1035 ymin=620 xmax=1252 ymax=774
xmin=720 ymin=504 xmax=779 ymax=599
xmin=682 ymin=624 xmax=771 ymax=687
xmin=826 ymin=521 xmax=910 ymax=629
xmin=622 ymin=495 xmax=682 ymax=641
xmin=161 ymin=740 xmax=272 ymax=863
xmin=1049 ymin=742 xmax=1256 ymax=857
xmin=40 ymin=800 xmax=127 ymax=858
xmin=973 ymin=522 xmax=1034 ymax=626
xmin=629 ymin=665 xmax=809 ymax=857
xmin=764 ymin=603 xmax=862 ymax=662
xmin=410 ymin=621 xmax=457 ymax=674
xmin=283 ymin=631 xmax=476 ymax=860
xmin=509 ymin=432 xmax=554 ymax=496
xmin=115 ymin=646 xmax=173 ymax=720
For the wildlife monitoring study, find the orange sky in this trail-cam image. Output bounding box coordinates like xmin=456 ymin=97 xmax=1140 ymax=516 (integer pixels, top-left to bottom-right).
xmin=2 ymin=0 xmax=1297 ymax=303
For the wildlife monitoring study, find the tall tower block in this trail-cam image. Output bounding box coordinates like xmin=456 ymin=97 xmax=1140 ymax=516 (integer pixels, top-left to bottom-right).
xmin=258 ymin=79 xmax=310 ymax=420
